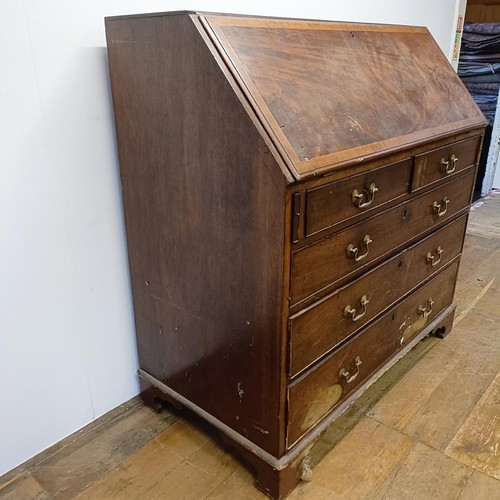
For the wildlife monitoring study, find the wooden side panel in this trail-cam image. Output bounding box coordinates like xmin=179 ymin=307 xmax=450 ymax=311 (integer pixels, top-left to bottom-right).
xmin=204 ymin=15 xmax=487 ymax=178
xmin=105 ymin=14 xmax=287 ymax=456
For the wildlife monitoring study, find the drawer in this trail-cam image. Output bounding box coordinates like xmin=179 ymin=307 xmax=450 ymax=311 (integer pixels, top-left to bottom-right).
xmin=413 ymin=136 xmax=480 ymax=191
xmin=286 ymin=261 xmax=459 ymax=448
xmin=288 ymin=215 xmax=468 ymax=377
xmin=290 ymin=170 xmax=474 ymax=306
xmin=305 ymin=159 xmax=411 ymax=237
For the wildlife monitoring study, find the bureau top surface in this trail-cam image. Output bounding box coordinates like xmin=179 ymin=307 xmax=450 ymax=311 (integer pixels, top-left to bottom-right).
xmin=106 ymin=11 xmax=487 ymax=180
xmin=202 ymin=14 xmax=486 ymax=179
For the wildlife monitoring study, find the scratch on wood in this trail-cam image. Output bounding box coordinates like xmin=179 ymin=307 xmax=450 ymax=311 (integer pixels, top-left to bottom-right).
xmin=237 ymin=383 xmax=245 ymax=402
xmin=252 ymin=424 xmax=270 ymax=435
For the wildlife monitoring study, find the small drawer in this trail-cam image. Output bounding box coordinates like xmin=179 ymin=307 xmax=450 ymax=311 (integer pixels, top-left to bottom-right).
xmin=288 ymin=215 xmax=468 ymax=377
xmin=290 ymin=170 xmax=474 ymax=307
xmin=286 ymin=261 xmax=459 ymax=448
xmin=413 ymin=136 xmax=480 ymax=191
xmin=305 ymin=159 xmax=411 ymax=237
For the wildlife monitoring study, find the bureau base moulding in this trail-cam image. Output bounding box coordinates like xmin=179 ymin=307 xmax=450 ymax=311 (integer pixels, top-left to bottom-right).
xmin=138 ymin=305 xmax=455 ymax=499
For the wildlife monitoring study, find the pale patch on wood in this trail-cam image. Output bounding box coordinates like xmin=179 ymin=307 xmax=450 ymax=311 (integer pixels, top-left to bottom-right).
xmin=5 ymin=195 xmax=500 ymax=500
xmin=301 ymin=384 xmax=343 ymax=434
xmin=400 ymin=313 xmax=428 ymax=344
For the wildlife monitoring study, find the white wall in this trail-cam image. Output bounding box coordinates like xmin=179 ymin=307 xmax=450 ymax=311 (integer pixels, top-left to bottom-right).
xmin=494 ymin=158 xmax=500 ymax=188
xmin=0 ymin=0 xmax=460 ymax=476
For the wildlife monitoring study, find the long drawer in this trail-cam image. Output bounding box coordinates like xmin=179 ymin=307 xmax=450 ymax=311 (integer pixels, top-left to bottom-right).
xmin=288 ymin=215 xmax=467 ymax=377
xmin=290 ymin=169 xmax=474 ymax=306
xmin=286 ymin=261 xmax=459 ymax=448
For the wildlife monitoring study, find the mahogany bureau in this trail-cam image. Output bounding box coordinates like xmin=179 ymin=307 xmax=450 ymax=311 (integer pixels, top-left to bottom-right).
xmin=105 ymin=11 xmax=487 ymax=499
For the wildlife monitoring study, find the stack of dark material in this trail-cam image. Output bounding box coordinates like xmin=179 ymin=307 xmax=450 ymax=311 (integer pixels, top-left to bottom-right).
xmin=459 ymin=23 xmax=500 ymax=124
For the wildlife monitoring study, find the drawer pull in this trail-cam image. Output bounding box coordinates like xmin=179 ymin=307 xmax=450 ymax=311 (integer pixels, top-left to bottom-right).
xmin=339 ymin=356 xmax=362 ymax=385
xmin=352 ymin=183 xmax=378 ymax=208
xmin=441 ymin=154 xmax=458 ymax=174
xmin=418 ymin=298 xmax=435 ymax=318
xmin=344 ymin=295 xmax=369 ymax=321
xmin=426 ymin=246 xmax=443 ymax=266
xmin=347 ymin=235 xmax=372 ymax=262
xmin=432 ymin=196 xmax=450 ymax=217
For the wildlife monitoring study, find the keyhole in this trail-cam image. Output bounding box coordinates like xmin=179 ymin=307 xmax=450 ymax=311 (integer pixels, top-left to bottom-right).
xmin=403 ymin=208 xmax=408 ymax=220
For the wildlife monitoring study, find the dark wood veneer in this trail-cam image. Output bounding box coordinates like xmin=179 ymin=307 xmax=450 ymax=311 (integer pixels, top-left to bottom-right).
xmin=291 ymin=170 xmax=475 ymax=307
xmin=413 ymin=135 xmax=481 ymax=191
xmin=204 ymin=15 xmax=484 ymax=178
xmin=288 ymin=215 xmax=468 ymax=377
xmin=305 ymin=158 xmax=412 ymax=237
xmin=106 ymin=13 xmax=287 ymax=456
xmin=105 ymin=11 xmax=486 ymax=499
xmin=287 ymin=261 xmax=459 ymax=447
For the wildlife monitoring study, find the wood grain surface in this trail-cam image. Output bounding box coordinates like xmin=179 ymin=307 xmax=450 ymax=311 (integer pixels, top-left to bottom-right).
xmin=305 ymin=158 xmax=411 ymax=237
xmin=204 ymin=15 xmax=486 ymax=178
xmin=289 ymin=215 xmax=467 ymax=377
xmin=287 ymin=261 xmax=459 ymax=447
xmin=291 ymin=170 xmax=474 ymax=307
xmin=413 ymin=135 xmax=481 ymax=191
xmin=100 ymin=10 xmax=490 ymax=500
xmin=445 ymin=372 xmax=500 ymax=479
xmin=106 ymin=13 xmax=288 ymax=456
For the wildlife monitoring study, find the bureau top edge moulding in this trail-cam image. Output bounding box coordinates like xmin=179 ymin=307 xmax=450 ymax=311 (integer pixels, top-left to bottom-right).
xmin=105 ymin=11 xmax=487 ymax=500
